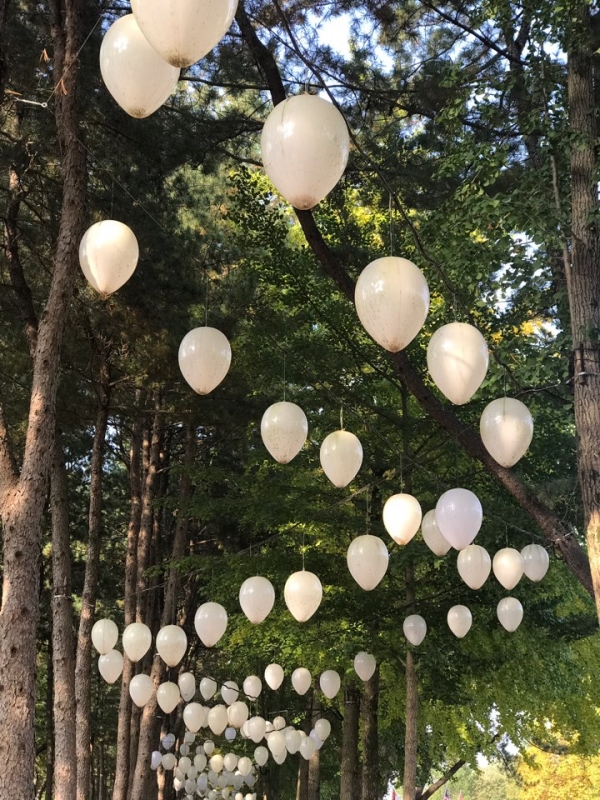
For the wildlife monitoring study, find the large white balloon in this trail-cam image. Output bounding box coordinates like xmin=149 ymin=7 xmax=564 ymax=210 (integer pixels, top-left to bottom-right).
xmin=480 ymin=397 xmax=534 ymax=467
xmin=497 ymin=597 xmax=523 ymax=632
xmin=427 ymin=322 xmax=489 ymax=405
xmin=184 ymin=703 xmax=207 ymax=733
xmin=98 ymin=649 xmax=123 ymax=683
xmin=129 ymin=673 xmax=154 ymax=707
xmin=200 ymin=676 xmax=218 ymax=701
xmin=383 ymin=493 xmax=423 ymax=545
xmin=239 ymin=576 xmax=275 ymax=624
xmin=354 ymin=652 xmax=376 ymax=682
xmin=130 ymin=0 xmax=238 ymax=68
xmin=156 ymin=625 xmax=187 ymax=667
xmin=221 ymin=681 xmax=239 ymax=705
xmin=403 ymin=615 xmax=427 ymax=646
xmin=195 ymin=603 xmax=228 ymax=647
xmin=261 ymin=402 xmax=308 ymax=464
xmin=179 ymin=672 xmax=196 ymax=702
xmin=284 ymin=570 xmax=322 ymax=622
xmin=179 ymin=327 xmax=232 ymax=396
xmin=314 ymin=718 xmax=331 ymax=741
xmin=264 ymin=663 xmax=284 ymax=691
xmin=347 ymin=535 xmax=389 ymax=590
xmin=457 ymin=545 xmax=491 ymax=590
xmin=79 ymin=221 xmax=139 ymax=297
xmin=355 ymin=256 xmax=430 ymax=352
xmin=319 ymin=670 xmax=341 ymax=699
xmin=521 ymin=544 xmax=550 ymax=582
xmin=99 ymin=15 xmax=180 ymax=118
xmin=261 ymin=94 xmax=350 ymax=210
xmin=435 ymin=488 xmax=483 ymax=550
xmin=157 ymin=681 xmax=181 ymax=714
xmin=91 ymin=618 xmax=118 ymax=656
xmin=267 ymin=730 xmax=286 ymax=756
xmin=493 ymin=548 xmax=524 ymax=590
xmin=291 ymin=668 xmax=312 ymax=696
xmin=243 ymin=675 xmax=262 ymax=700
xmin=254 ymin=746 xmax=268 ymax=767
xmin=447 ymin=605 xmax=473 ymax=638
xmin=208 ymin=705 xmax=229 ymax=736
xmin=320 ymin=430 xmax=363 ymax=487
xmin=421 ymin=509 xmax=452 ymax=556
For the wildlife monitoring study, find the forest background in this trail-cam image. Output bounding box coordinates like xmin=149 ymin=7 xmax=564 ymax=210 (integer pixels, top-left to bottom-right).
xmin=1 ymin=1 xmax=600 ymax=800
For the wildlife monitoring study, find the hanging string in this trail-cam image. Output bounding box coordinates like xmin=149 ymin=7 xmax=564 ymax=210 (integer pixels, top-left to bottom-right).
xmin=205 ymin=269 xmax=210 ymax=326
xmin=389 ymin=193 xmax=394 ymax=256
xmin=340 ymin=406 xmax=344 ymax=431
xmin=302 ymin=527 xmax=305 ymax=570
xmin=453 ymin=293 xmax=458 ymax=321
xmin=365 ymin=488 xmax=371 ymax=534
xmin=283 ymin=354 xmax=286 ymax=401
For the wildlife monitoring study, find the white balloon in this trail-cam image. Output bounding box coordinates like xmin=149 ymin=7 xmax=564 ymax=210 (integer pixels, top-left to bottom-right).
xmin=208 ymin=705 xmax=229 ymax=736
xmin=237 ymin=757 xmax=252 ymax=777
xmin=162 ymin=753 xmax=177 ymax=770
xmin=151 ymin=751 xmax=162 ymax=770
xmin=447 ymin=605 xmax=473 ymax=638
xmin=235 ymin=793 xmax=244 ymax=800
xmin=179 ymin=672 xmax=196 ymax=702
xmin=225 ymin=726 xmax=237 ymax=741
xmin=227 ymin=700 xmax=249 ymax=728
xmin=314 ymin=719 xmax=331 ymax=741
xmin=310 ymin=730 xmax=324 ymax=750
xmin=285 ymin=729 xmax=301 ymax=754
xmin=403 ymin=615 xmax=427 ymax=646
xmin=239 ymin=576 xmax=275 ymax=624
xmin=497 ymin=597 xmax=523 ymax=632
xmin=179 ymin=327 xmax=232 ymax=396
xmin=91 ymin=619 xmax=119 ymax=656
xmin=79 ymin=221 xmax=139 ymax=297
xmin=99 ymin=15 xmax=179 ymax=119
xmin=267 ymin=730 xmax=286 ymax=756
xmin=261 ymin=402 xmax=308 ymax=464
xmin=157 ymin=681 xmax=180 ymax=714
xmin=480 ymin=397 xmax=534 ymax=467
xmin=273 ymin=750 xmax=287 ymax=765
xmin=221 ymin=681 xmax=239 ymax=705
xmin=185 ymin=779 xmax=196 ymax=794
xmin=319 ymin=670 xmax=341 ymax=699
xmin=521 ymin=544 xmax=550 ymax=582
xmin=355 ymin=256 xmax=430 ymax=352
xmin=383 ymin=493 xmax=423 ymax=546
xmin=291 ymin=668 xmax=312 ymax=696
xmin=184 ymin=732 xmax=196 ymax=744
xmin=198 ymin=772 xmax=209 ymax=790
xmin=320 ymin=430 xmax=363 ymax=487
xmin=493 ymin=548 xmax=525 ymax=590
xmin=130 ymin=0 xmax=238 ymax=68
xmin=129 ymin=673 xmax=154 ymax=707
xmin=162 ymin=733 xmax=176 ymax=750
xmin=247 ymin=716 xmax=267 ymax=743
xmin=180 ymin=756 xmax=192 ymax=774
xmin=421 ymin=509 xmax=451 ymax=556
xmin=184 ymin=703 xmax=207 ymax=733
xmin=435 ymin=488 xmax=483 ymax=550
xmin=254 ymin=746 xmax=268 ymax=767
xmin=204 ymin=740 xmax=215 ymax=755
xmin=261 ymin=94 xmax=350 ymax=210
xmin=223 ymin=753 xmax=238 ymax=772
xmin=347 ymin=535 xmax=389 ymax=590
xmin=194 ymin=754 xmax=207 ymax=771
xmin=210 ymin=755 xmax=224 ymax=774
xmin=264 ymin=663 xmax=284 ymax=690
xmin=353 ymin=652 xmax=376 ymax=682
xmin=273 ymin=716 xmax=285 ymax=731
xmin=180 ymin=745 xmax=190 ymax=758
xmin=457 ymin=545 xmax=492 ymax=590
xmin=427 ymin=322 xmax=489 ymax=405
xmin=156 ymin=625 xmax=187 ymax=667
xmin=284 ymin=570 xmax=322 ymax=622
xmin=195 ymin=603 xmax=228 ymax=648
xmin=300 ymin=737 xmax=316 ymax=760
xmin=98 ymin=649 xmax=123 ymax=683
xmin=200 ymin=677 xmax=218 ymax=701
xmin=243 ymin=675 xmax=262 ymax=700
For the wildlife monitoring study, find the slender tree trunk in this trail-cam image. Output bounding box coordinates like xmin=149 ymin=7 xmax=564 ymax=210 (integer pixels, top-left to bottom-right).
xmin=75 ymin=365 xmax=111 ymax=800
xmin=307 ymin=696 xmax=321 ymax=800
xmin=296 ymin=689 xmax=314 ymax=800
xmin=361 ymin=667 xmax=379 ymax=800
xmin=340 ymin=686 xmax=361 ymax=800
xmin=45 ymin=644 xmax=55 ymax=800
xmin=51 ymin=440 xmax=77 ymax=800
xmin=403 ymin=566 xmax=418 ymax=800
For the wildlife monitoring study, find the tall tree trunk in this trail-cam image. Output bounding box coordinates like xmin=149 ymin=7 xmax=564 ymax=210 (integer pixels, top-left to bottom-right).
xmin=0 ymin=2 xmax=85 ymax=798
xmin=567 ymin=4 xmax=600 ymax=624
xmin=45 ymin=643 xmax=54 ymax=800
xmin=307 ymin=695 xmax=321 ymax=800
xmin=403 ymin=566 xmax=418 ymax=800
xmin=75 ymin=363 xmax=111 ymax=800
xmin=361 ymin=667 xmax=379 ymax=800
xmin=296 ymin=689 xmax=314 ymax=800
xmin=51 ymin=440 xmax=77 ymax=800
xmin=340 ymin=686 xmax=361 ymax=800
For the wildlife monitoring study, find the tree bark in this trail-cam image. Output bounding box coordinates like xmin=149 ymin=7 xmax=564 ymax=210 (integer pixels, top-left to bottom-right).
xmin=340 ymin=686 xmax=361 ymax=800
xmin=361 ymin=667 xmax=379 ymax=800
xmin=45 ymin=643 xmax=54 ymax=800
xmin=403 ymin=567 xmax=418 ymax=800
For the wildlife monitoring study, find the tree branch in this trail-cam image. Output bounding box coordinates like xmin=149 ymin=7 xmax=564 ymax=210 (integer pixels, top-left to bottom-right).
xmin=416 ymin=759 xmax=466 ymax=800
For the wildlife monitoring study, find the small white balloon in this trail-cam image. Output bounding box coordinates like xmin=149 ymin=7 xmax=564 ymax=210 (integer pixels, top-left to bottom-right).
xmin=247 ymin=716 xmax=267 ymax=743
xmin=273 ymin=750 xmax=287 ymax=765
xmin=223 ymin=753 xmax=238 ymax=772
xmin=80 ymin=221 xmax=140 ymax=298
xmin=427 ymin=322 xmax=489 ymax=405
xmin=497 ymin=597 xmax=523 ymax=632
xmin=291 ymin=668 xmax=312 ymax=696
xmin=435 ymin=488 xmax=483 ymax=550
xmin=243 ymin=675 xmax=262 ymax=700
xmin=195 ymin=603 xmax=228 ymax=648
xmin=184 ymin=732 xmax=196 ymax=744
xmin=225 ymin=726 xmax=237 ymax=741
xmin=221 ymin=681 xmax=239 ymax=705
xmin=194 ymin=754 xmax=207 ymax=771
xmin=521 ymin=544 xmax=550 ymax=582
xmin=273 ymin=716 xmax=285 ymax=731
xmin=285 ymin=729 xmax=301 ymax=754
xmin=300 ymin=737 xmax=316 ymax=760
xmin=493 ymin=548 xmax=525 ymax=590
xmin=421 ymin=509 xmax=452 ymax=556
xmin=162 ymin=733 xmax=176 ymax=750
xmin=227 ymin=700 xmax=249 ymax=728
xmin=261 ymin=401 xmax=308 ymax=464
xmin=319 ymin=670 xmax=341 ymax=699
xmin=200 ymin=677 xmax=218 ymax=701
xmin=91 ymin=619 xmax=119 ymax=656
xmin=210 ymin=754 xmax=224 ymax=774
xmin=151 ymin=751 xmax=162 ymax=770
xmin=353 ymin=652 xmax=376 ymax=682
xmin=314 ymin=718 xmax=331 ymax=741
xmin=320 ymin=430 xmax=363 ymax=487
xmin=239 ymin=576 xmax=275 ymax=624
xmin=179 ymin=672 xmax=196 ymax=702
xmin=457 ymin=545 xmax=492 ymax=590
xmin=129 ymin=673 xmax=154 ymax=707
xmin=237 ymin=757 xmax=252 ymax=777
xmin=162 ymin=753 xmax=177 ymax=770
xmin=208 ymin=705 xmax=229 ymax=736
xmin=267 ymin=730 xmax=286 ymax=756
xmin=347 ymin=534 xmax=389 ymax=590
xmin=447 ymin=605 xmax=473 ymax=638
xmin=254 ymin=746 xmax=268 ymax=766
xmin=179 ymin=327 xmax=232 ymax=396
xmin=98 ymin=649 xmax=123 ymax=683
xmin=264 ymin=663 xmax=284 ymax=691
xmin=480 ymin=397 xmax=534 ymax=467
xmin=284 ymin=570 xmax=323 ymax=622
xmin=180 ymin=756 xmax=192 ymax=774
xmin=403 ymin=615 xmax=427 ymax=646
xmin=204 ymin=740 xmax=215 ymax=755
xmin=157 ymin=682 xmax=181 ymax=714
xmin=156 ymin=625 xmax=187 ymax=667
xmin=383 ymin=493 xmax=423 ymax=545
xmin=184 ymin=702 xmax=207 ymax=733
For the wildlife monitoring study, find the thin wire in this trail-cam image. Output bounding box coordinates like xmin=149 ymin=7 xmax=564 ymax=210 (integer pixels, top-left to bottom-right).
xmin=46 ymin=15 xmax=103 ymax=103
xmin=389 ymin=193 xmax=394 ymax=256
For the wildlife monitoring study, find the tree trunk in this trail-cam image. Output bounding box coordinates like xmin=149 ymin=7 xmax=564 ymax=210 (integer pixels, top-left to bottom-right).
xmin=0 ymin=2 xmax=85 ymax=798
xmin=51 ymin=439 xmax=77 ymax=800
xmin=45 ymin=643 xmax=54 ymax=800
xmin=404 ymin=565 xmax=419 ymax=800
xmin=361 ymin=667 xmax=379 ymax=800
xmin=340 ymin=686 xmax=361 ymax=800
